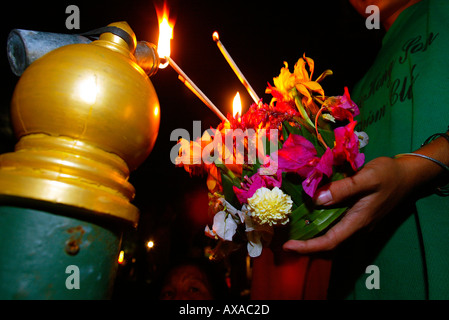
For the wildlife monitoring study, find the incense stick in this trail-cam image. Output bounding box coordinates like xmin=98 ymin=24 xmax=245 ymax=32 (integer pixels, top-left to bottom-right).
xmin=167 ymin=56 xmax=227 ymax=122
xmin=213 ymin=31 xmax=260 ymax=104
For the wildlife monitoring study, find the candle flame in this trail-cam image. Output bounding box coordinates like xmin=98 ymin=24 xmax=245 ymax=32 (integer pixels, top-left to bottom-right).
xmin=233 ymin=92 xmax=242 ymax=117
xmin=156 ymin=4 xmax=174 ymax=69
xmin=118 ymin=250 xmax=125 ymax=264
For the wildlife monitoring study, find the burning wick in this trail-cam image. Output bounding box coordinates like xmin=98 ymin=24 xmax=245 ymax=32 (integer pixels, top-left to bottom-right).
xmin=167 ymin=56 xmax=227 ymax=122
xmin=157 ymin=6 xmax=173 ymax=69
xmin=156 ymin=5 xmax=226 ymax=122
xmin=213 ymin=31 xmax=260 ymax=104
xmin=233 ymin=91 xmax=242 ymax=120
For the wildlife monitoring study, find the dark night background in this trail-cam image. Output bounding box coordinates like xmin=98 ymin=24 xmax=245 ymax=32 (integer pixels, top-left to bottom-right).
xmin=1 ymin=0 xmax=384 ymax=299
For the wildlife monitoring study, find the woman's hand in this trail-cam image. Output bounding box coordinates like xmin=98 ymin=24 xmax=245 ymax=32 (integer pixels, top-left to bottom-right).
xmin=283 ymin=150 xmax=443 ymax=254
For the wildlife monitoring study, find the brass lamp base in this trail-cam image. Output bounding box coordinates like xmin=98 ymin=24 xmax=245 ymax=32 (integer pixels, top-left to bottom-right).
xmin=0 ymin=134 xmax=139 ymax=226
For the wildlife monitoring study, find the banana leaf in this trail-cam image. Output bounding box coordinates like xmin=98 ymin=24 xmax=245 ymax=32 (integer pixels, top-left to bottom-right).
xmin=216 ymin=163 xmax=241 ymax=208
xmin=288 ymin=204 xmax=347 ymax=240
xmin=282 ymin=170 xmax=347 ymax=240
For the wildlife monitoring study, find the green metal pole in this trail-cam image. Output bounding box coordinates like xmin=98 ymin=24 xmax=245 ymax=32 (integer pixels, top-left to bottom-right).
xmin=0 ymin=203 xmax=122 ymax=299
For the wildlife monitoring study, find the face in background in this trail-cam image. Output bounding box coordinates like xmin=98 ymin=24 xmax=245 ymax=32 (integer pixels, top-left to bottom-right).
xmin=159 ymin=264 xmax=214 ymax=300
xmin=349 ymin=0 xmax=422 ymax=29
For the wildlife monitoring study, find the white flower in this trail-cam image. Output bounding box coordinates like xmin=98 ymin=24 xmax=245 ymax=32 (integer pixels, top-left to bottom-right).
xmin=247 ymin=232 xmax=263 ymax=258
xmin=221 ymin=199 xmax=245 ymax=223
xmin=355 ymin=131 xmax=369 ymax=148
xmin=244 ymin=212 xmax=274 ymax=258
xmin=205 ymin=211 xmax=238 ymax=241
xmin=247 ymin=187 xmax=293 ymax=226
xmin=205 ymin=199 xmax=276 ymax=258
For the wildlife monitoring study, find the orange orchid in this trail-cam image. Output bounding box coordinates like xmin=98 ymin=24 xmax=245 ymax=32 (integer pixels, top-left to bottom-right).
xmin=271 ymin=62 xmax=296 ymax=102
xmin=267 ymin=54 xmax=333 ymax=129
xmin=293 ymin=54 xmax=330 ymax=114
xmin=175 ymin=127 xmax=244 ymax=193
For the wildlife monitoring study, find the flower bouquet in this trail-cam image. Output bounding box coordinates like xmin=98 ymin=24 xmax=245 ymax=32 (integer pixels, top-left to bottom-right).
xmin=175 ymin=54 xmax=367 ymax=258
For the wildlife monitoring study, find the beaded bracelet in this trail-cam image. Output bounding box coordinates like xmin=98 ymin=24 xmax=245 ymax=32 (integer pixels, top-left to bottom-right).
xmin=394 ymin=129 xmax=449 ymax=196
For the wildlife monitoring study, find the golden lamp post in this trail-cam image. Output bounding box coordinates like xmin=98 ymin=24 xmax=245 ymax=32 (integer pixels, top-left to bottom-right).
xmin=0 ymin=21 xmax=160 ymax=299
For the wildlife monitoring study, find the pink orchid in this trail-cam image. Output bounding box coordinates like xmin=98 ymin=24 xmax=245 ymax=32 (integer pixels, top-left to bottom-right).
xmin=302 ymin=147 xmax=333 ymax=197
xmin=277 ymin=134 xmax=318 ymax=177
xmin=277 ymin=133 xmax=334 ymax=197
xmin=333 ymin=121 xmax=365 ymax=171
xmin=233 ymin=169 xmax=282 ymax=204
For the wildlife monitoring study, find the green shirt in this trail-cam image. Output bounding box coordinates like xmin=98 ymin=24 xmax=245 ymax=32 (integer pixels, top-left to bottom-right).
xmin=329 ymin=0 xmax=449 ymax=299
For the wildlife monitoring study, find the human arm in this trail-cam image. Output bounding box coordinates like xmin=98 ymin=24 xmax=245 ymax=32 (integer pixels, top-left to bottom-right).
xmin=283 ymin=132 xmax=449 ymax=254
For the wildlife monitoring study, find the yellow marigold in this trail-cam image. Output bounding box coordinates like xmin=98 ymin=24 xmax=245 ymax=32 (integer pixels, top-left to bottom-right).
xmin=247 ymin=187 xmax=293 ymax=226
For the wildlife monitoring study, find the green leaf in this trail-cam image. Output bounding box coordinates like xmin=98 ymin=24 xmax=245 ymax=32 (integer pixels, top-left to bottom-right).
xmin=287 ymin=170 xmax=348 ymax=240
xmin=283 ymin=121 xmax=302 ymax=136
xmin=293 ymin=94 xmax=315 ymax=129
xmin=220 ymin=170 xmax=240 ymax=208
xmin=282 ymin=123 xmax=289 ymax=141
xmin=317 ymin=128 xmax=335 ymax=153
xmin=242 ymin=159 xmax=261 ymax=179
xmin=288 ymin=204 xmax=348 ymax=240
xmin=281 ymin=172 xmax=304 ymax=208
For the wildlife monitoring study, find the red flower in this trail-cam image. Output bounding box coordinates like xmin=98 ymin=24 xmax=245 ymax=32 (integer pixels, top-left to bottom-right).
xmin=240 ymin=100 xmax=299 ymax=131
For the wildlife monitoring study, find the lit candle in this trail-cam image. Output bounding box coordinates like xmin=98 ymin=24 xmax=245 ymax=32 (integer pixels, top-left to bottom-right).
xmin=233 ymin=91 xmax=242 ymax=121
xmin=213 ymin=31 xmax=260 ymax=104
xmin=156 ymin=4 xmax=173 ymax=69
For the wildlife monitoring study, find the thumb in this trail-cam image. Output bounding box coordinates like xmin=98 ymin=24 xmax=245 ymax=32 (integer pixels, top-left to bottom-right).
xmin=314 ymin=169 xmax=374 ymax=206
